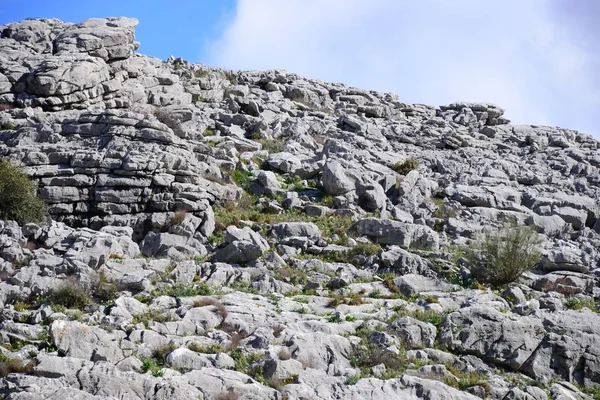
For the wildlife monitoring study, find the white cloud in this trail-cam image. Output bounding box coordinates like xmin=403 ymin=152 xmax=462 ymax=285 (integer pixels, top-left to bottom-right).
xmin=206 ymin=0 xmax=600 ymax=138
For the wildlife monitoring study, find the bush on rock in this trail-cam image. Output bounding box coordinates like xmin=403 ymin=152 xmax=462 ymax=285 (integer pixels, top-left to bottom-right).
xmin=467 ymin=224 xmax=541 ymax=287
xmin=0 ymin=159 xmax=47 ymax=224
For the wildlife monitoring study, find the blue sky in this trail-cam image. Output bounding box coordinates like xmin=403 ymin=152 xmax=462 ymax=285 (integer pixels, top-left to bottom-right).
xmin=1 ymin=0 xmax=599 ymax=138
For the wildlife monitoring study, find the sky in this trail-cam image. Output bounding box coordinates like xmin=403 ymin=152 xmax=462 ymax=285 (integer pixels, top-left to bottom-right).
xmin=0 ymin=0 xmax=598 ymax=138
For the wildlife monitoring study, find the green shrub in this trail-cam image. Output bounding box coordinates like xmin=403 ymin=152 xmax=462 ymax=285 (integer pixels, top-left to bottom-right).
xmin=0 ymin=160 xmax=47 ymax=224
xmin=151 ymin=282 xmax=212 ymax=298
xmin=466 ymin=224 xmax=541 ymax=287
xmin=392 ymin=158 xmax=419 ymax=175
xmin=194 ymin=69 xmax=209 ymax=78
xmin=344 ymin=374 xmax=360 ymax=385
xmin=49 ymin=281 xmax=91 ymax=310
xmin=565 ymin=296 xmax=599 ymax=312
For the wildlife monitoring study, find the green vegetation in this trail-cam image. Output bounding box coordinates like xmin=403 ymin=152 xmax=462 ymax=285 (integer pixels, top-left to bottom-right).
xmin=348 ymin=328 xmax=407 ymax=379
xmin=151 ymin=282 xmax=212 ymax=298
xmin=328 ymin=313 xmax=343 ymax=323
xmin=298 ymin=241 xmax=381 ymax=266
xmin=565 ymin=296 xmax=599 ymax=312
xmin=194 ymin=69 xmax=209 ymax=78
xmin=440 ymin=365 xmax=488 ymax=391
xmin=132 ymin=309 xmax=174 ymax=327
xmin=390 ymin=305 xmax=447 ymax=327
xmin=188 ymin=342 xmax=228 ymax=354
xmin=465 ymin=224 xmax=542 ymax=287
xmin=230 ymin=349 xmax=267 ymax=384
xmin=212 ymin=201 xmax=355 ymax=244
xmin=328 ymin=292 xmax=364 ymax=308
xmin=49 ymin=281 xmax=91 ymax=311
xmin=140 ymin=343 xmax=177 ymax=377
xmin=392 ymin=157 xmax=419 ymax=175
xmin=0 ymin=159 xmax=47 ymax=224
xmin=230 ymin=169 xmax=255 ymax=191
xmin=577 ymin=384 xmax=600 ymax=400
xmin=0 ymin=122 xmax=15 ymax=130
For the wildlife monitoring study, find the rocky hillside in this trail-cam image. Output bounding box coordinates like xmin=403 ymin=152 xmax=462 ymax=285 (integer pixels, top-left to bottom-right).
xmin=0 ymin=17 xmax=599 ymax=400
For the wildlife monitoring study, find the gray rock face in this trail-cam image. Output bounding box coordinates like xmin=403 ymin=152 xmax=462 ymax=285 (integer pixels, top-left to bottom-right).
xmin=352 ymin=218 xmax=439 ymax=249
xmin=322 ymin=159 xmax=357 ymax=195
xmin=50 ymin=320 xmax=125 ymax=363
xmin=393 ymin=274 xmax=459 ymax=295
xmin=271 ymin=222 xmax=322 ymax=241
xmin=389 ymin=316 xmax=437 ymax=349
xmin=439 ymin=306 xmax=545 ymax=370
xmin=380 ymin=246 xmax=436 ymax=277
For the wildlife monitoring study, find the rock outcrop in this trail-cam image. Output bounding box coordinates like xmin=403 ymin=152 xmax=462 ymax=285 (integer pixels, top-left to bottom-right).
xmin=0 ymin=17 xmax=599 ymax=400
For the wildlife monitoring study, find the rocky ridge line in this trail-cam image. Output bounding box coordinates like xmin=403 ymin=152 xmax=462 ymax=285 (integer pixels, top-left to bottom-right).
xmin=0 ymin=17 xmax=599 ymax=400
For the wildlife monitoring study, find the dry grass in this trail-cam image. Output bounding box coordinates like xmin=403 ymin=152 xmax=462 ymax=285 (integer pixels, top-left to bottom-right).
xmin=278 ymin=348 xmax=291 ymax=360
xmin=194 ymin=297 xmax=228 ymax=325
xmin=214 ymin=390 xmax=241 ymax=400
xmin=0 ymin=355 xmax=35 ymax=377
xmin=229 ymin=332 xmax=245 ymax=350
xmin=169 ymin=209 xmax=187 ymax=226
xmin=392 ymin=158 xmax=419 ymax=175
xmin=272 ymin=325 xmax=285 ymax=338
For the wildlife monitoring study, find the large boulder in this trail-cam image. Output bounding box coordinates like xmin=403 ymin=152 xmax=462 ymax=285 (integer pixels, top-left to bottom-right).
xmin=213 ymin=226 xmax=269 ymax=264
xmin=439 ymin=306 xmax=545 ymax=370
xmin=352 ymin=218 xmax=439 ymax=249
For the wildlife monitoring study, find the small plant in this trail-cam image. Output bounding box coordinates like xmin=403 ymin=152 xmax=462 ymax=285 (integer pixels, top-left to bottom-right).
xmin=92 ymin=272 xmax=118 ymax=302
xmin=348 ymin=338 xmax=406 ymax=378
xmin=344 ymin=374 xmax=361 ymax=385
xmin=379 ymin=271 xmax=400 ymax=294
xmin=229 ymin=349 xmax=265 ymax=381
xmin=188 ymin=342 xmax=228 ymax=354
xmin=565 ymin=296 xmax=599 ymax=312
xmin=328 ymin=313 xmax=343 ymax=323
xmin=274 ymin=266 xmax=309 ymax=286
xmin=230 ymin=169 xmax=254 ymax=191
xmin=0 ymin=122 xmax=15 ymax=130
xmin=392 ymin=158 xmax=419 ymax=175
xmin=49 ymin=281 xmax=91 ymax=310
xmin=0 ymin=159 xmax=47 ymax=224
xmin=328 ymin=293 xmax=364 ymax=308
xmin=391 ymin=305 xmax=447 ymax=327
xmin=278 ymin=348 xmax=291 ymax=360
xmin=194 ymin=69 xmax=209 ymax=78
xmin=152 ymin=282 xmax=212 ymax=298
xmin=272 ymin=325 xmax=285 ymax=338
xmin=465 ymin=224 xmax=542 ymax=287
xmin=132 ymin=309 xmax=174 ymax=327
